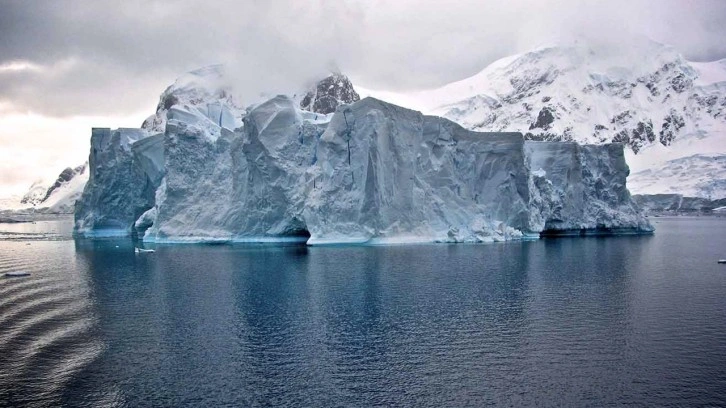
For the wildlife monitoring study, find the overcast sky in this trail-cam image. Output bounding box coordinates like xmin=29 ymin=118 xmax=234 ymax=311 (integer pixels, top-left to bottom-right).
xmin=2 ymin=0 xmax=726 ymax=196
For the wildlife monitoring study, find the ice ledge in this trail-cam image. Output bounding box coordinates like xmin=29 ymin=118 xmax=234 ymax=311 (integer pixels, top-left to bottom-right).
xmin=142 ymin=235 xmax=310 ymax=245
xmin=539 ymin=227 xmax=655 ymax=237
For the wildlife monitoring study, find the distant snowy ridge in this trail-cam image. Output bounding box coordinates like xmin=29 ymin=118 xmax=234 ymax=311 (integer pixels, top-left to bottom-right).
xmin=359 ymin=40 xmax=726 ymax=198
xmin=1 ymin=164 xmax=89 ymax=213
xmin=628 ymin=154 xmax=726 ymax=199
xmin=633 ymin=194 xmax=726 ymax=215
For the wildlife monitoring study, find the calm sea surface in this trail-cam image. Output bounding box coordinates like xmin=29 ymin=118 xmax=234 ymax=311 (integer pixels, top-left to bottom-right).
xmin=0 ymin=216 xmax=725 ymax=407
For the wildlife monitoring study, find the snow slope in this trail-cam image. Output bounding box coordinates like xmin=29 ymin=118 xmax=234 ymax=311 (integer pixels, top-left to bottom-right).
xmin=1 ymin=164 xmax=89 ymax=213
xmin=628 ymin=154 xmax=726 ymax=198
xmin=41 ymin=165 xmax=89 ymax=213
xmin=358 ymin=40 xmax=726 ymax=198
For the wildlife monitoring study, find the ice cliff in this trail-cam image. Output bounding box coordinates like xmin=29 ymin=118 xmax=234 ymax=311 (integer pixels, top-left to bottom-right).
xmin=75 ymin=71 xmax=652 ymax=243
xmin=527 ymin=142 xmax=652 ymax=235
xmin=75 ymin=128 xmax=160 ymax=236
xmin=304 ymin=98 xmax=534 ymax=244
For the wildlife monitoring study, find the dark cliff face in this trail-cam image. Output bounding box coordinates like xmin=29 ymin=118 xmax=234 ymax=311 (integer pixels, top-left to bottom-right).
xmin=300 ymin=73 xmax=360 ymax=114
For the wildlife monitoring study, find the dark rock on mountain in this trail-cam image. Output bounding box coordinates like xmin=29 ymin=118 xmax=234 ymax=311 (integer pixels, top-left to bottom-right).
xmin=300 ymin=73 xmax=360 ymax=114
xmin=41 ymin=164 xmax=86 ymax=203
xmin=530 ymin=107 xmax=555 ymax=130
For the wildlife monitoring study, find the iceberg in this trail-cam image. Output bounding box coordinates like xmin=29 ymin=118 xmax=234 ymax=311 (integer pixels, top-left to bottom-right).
xmin=74 ymin=71 xmax=653 ymax=243
xmin=140 ymin=95 xmax=327 ymax=243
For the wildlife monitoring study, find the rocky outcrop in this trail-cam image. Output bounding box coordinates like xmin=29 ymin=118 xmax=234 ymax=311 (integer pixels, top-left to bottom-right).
xmin=300 ymin=73 xmax=360 ymax=114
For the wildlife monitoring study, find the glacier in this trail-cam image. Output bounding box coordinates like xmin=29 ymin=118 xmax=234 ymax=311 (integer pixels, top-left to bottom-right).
xmin=74 ymin=71 xmax=653 ymax=244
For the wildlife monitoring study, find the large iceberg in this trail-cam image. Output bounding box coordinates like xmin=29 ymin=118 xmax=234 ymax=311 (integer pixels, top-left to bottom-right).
xmin=74 ymin=72 xmax=652 ymax=243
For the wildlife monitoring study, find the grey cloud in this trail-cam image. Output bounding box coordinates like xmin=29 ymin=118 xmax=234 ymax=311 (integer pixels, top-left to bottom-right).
xmin=1 ymin=0 xmax=726 ymax=117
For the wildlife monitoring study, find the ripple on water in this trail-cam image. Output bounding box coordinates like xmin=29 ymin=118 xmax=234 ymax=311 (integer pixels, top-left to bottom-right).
xmin=0 ymin=240 xmax=102 ymax=407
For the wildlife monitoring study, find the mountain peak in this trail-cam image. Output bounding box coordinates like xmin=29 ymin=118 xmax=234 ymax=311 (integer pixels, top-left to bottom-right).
xmin=300 ymin=73 xmax=360 ymax=114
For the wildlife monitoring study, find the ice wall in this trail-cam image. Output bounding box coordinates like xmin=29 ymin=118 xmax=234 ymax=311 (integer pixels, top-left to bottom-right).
xmin=76 ymin=97 xmax=653 ymax=243
xmin=526 ymin=141 xmax=652 ymax=234
xmin=304 ymin=98 xmax=532 ymax=244
xmin=141 ymin=95 xmax=327 ymax=243
xmin=74 ymin=128 xmax=158 ymax=237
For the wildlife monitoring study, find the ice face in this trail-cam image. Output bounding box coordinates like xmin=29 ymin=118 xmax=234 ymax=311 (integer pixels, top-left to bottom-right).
xmin=141 ymin=95 xmax=327 ymax=243
xmin=74 ymin=128 xmax=156 ymax=237
xmin=526 ymin=141 xmax=653 ymax=234
xmin=304 ymin=98 xmax=532 ymax=244
xmin=76 ymin=95 xmax=652 ymax=243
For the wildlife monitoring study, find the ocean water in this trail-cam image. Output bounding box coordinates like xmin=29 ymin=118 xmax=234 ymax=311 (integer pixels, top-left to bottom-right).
xmin=0 ymin=217 xmax=725 ymax=407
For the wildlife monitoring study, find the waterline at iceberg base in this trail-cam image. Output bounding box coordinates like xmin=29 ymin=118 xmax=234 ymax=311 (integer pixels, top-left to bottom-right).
xmin=74 ymin=94 xmax=653 ymax=245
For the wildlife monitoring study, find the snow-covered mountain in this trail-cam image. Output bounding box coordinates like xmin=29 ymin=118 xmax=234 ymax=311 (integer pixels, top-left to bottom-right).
xmin=628 ymin=154 xmax=726 ymax=198
xmin=20 ymin=180 xmax=50 ymax=206
xmin=4 ymin=164 xmax=88 ymax=213
xmin=359 ymin=40 xmax=726 ymax=198
xmin=140 ymin=66 xmax=360 ymax=134
xmin=41 ymin=164 xmax=89 ymax=213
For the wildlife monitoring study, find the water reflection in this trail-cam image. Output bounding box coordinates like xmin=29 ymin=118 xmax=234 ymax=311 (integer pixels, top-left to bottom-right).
xmin=1 ymin=218 xmax=725 ymax=406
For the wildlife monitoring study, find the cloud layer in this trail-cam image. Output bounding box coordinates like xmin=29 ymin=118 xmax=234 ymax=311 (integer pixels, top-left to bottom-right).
xmin=2 ymin=0 xmax=726 ymax=117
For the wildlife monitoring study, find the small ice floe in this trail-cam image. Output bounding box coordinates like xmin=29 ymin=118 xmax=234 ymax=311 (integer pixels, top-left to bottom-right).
xmin=5 ymin=272 xmax=30 ymax=277
xmin=718 ymin=259 xmax=726 ymax=264
xmin=135 ymin=247 xmax=155 ymax=254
